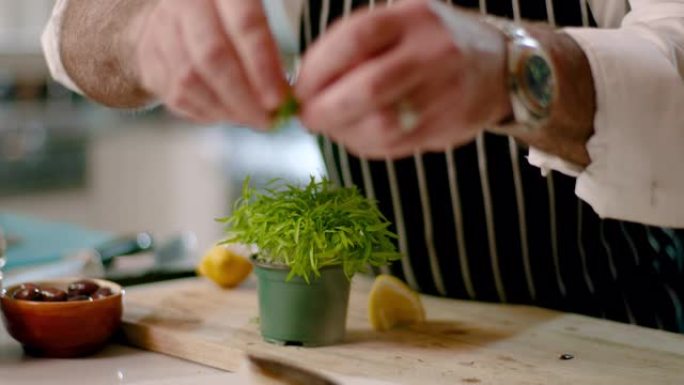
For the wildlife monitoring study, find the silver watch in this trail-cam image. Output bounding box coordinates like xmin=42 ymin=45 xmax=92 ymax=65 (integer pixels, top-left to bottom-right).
xmin=487 ymin=18 xmax=557 ymax=133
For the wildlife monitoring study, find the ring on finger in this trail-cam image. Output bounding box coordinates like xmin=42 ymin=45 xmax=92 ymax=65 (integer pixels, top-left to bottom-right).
xmin=397 ymin=101 xmax=419 ymax=134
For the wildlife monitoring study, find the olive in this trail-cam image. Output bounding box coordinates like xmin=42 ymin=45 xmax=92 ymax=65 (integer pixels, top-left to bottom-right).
xmin=67 ymin=295 xmax=93 ymax=302
xmin=67 ymin=280 xmax=99 ymax=296
xmin=19 ymin=283 xmax=40 ymax=291
xmin=41 ymin=287 xmax=68 ymax=302
xmin=91 ymin=287 xmax=113 ymax=300
xmin=13 ymin=287 xmax=43 ymax=301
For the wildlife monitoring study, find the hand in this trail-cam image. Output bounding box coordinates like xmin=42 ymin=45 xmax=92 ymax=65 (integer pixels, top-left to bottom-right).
xmin=130 ymin=0 xmax=288 ymax=127
xmin=295 ymin=0 xmax=512 ymax=159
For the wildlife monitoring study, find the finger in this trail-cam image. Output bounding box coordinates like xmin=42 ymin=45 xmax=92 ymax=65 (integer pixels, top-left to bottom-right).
xmin=136 ymin=43 xmax=170 ymax=98
xmin=406 ymin=70 xmax=462 ymax=113
xmin=393 ymin=118 xmax=474 ymax=155
xmin=216 ymin=0 xmax=288 ymax=111
xmin=155 ymin=20 xmax=227 ymax=123
xmin=135 ymin=13 xmax=176 ymax=97
xmin=180 ymin=2 xmax=268 ymax=128
xmin=393 ymin=90 xmax=477 ymax=153
xmin=171 ymin=96 xmax=224 ymax=124
xmin=321 ymin=108 xmax=409 ymax=159
xmin=295 ymin=8 xmax=404 ymax=100
xmin=299 ymin=45 xmax=426 ymax=133
xmin=343 ymin=88 xmax=465 ymax=159
xmin=164 ymin=70 xmax=228 ymax=124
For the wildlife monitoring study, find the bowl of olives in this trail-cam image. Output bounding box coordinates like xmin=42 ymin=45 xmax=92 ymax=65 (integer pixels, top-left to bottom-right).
xmin=0 ymin=278 xmax=123 ymax=357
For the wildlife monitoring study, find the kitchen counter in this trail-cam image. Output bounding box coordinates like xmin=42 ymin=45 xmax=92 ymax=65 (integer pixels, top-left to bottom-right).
xmin=0 ymin=327 xmax=394 ymax=385
xmin=0 ymin=330 xmax=226 ymax=385
xmin=3 ymin=276 xmax=684 ymax=385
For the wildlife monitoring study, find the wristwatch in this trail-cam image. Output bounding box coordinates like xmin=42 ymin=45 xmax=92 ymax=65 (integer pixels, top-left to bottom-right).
xmin=486 ymin=18 xmax=557 ymax=134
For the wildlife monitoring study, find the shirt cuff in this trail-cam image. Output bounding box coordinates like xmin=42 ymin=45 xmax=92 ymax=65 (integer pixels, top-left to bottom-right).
xmin=41 ymin=0 xmax=83 ymax=94
xmin=262 ymin=0 xmax=304 ymax=54
xmin=527 ymin=147 xmax=583 ymax=178
xmin=564 ymin=26 xmax=684 ymax=228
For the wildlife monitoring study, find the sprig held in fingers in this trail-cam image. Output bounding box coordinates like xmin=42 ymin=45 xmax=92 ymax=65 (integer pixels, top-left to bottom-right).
xmin=270 ymin=94 xmax=301 ymax=130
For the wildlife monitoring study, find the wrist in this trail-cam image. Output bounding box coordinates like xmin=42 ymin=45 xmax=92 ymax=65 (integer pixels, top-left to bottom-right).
xmin=427 ymin=3 xmax=513 ymax=133
xmin=483 ymin=20 xmax=594 ymax=168
xmin=486 ymin=19 xmax=557 ymax=134
xmin=527 ymin=28 xmax=595 ymax=166
xmin=491 ymin=27 xmax=514 ymax=128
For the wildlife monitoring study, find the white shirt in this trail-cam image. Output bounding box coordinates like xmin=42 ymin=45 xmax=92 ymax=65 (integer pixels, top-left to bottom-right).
xmin=42 ymin=0 xmax=684 ymax=228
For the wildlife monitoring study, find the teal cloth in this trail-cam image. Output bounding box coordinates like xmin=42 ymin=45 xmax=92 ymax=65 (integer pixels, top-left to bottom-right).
xmin=0 ymin=213 xmax=112 ymax=271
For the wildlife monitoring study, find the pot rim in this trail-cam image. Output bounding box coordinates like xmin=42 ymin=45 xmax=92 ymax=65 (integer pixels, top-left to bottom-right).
xmin=249 ymin=255 xmax=343 ymax=272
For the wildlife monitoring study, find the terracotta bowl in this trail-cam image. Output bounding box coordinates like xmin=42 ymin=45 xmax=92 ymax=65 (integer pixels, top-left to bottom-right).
xmin=0 ymin=278 xmax=123 ymax=358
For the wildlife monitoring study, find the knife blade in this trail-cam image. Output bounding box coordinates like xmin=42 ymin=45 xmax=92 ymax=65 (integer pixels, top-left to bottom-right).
xmin=107 ymin=267 xmax=197 ymax=286
xmin=245 ymin=354 xmax=339 ymax=385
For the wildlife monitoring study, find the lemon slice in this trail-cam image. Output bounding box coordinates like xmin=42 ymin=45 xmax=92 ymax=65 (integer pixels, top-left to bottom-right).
xmin=368 ymin=274 xmax=425 ymax=331
xmin=197 ymin=245 xmax=253 ymax=288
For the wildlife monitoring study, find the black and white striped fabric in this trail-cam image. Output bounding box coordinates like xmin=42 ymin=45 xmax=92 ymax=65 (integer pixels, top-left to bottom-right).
xmin=301 ymin=0 xmax=684 ymax=333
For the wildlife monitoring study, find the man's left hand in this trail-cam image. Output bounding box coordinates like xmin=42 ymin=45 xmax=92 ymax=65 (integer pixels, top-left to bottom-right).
xmin=295 ymin=0 xmax=512 ymax=159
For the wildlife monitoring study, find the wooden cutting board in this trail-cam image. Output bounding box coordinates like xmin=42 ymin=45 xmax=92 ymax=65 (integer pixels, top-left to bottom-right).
xmin=121 ymin=277 xmax=684 ymax=385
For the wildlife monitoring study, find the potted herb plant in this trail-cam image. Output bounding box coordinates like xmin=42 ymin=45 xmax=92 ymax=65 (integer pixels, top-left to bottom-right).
xmin=219 ymin=177 xmax=400 ymax=346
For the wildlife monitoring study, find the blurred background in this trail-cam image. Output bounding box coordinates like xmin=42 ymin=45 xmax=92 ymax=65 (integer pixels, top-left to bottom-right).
xmin=0 ymin=0 xmax=325 ymax=280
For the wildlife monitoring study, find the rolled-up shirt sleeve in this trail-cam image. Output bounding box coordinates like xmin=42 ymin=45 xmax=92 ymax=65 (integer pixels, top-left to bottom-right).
xmin=532 ymin=0 xmax=684 ymax=228
xmin=41 ymin=0 xmax=82 ymax=94
xmin=43 ymin=0 xmax=305 ymax=95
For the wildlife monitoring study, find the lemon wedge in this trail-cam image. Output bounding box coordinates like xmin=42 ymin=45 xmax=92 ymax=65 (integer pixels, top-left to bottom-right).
xmin=368 ymin=274 xmax=425 ymax=331
xmin=197 ymin=245 xmax=253 ymax=288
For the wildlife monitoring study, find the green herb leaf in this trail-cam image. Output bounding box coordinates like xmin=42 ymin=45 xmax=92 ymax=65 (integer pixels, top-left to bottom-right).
xmin=270 ymin=95 xmax=300 ymax=130
xmin=218 ymin=176 xmax=401 ymax=282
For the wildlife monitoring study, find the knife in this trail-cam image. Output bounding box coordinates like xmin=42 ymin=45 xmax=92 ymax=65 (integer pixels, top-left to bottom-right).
xmin=96 ymin=232 xmax=154 ymax=268
xmin=245 ymin=354 xmax=339 ymax=385
xmin=2 ymin=232 xmax=154 ymax=287
xmin=107 ymin=267 xmax=198 ymax=286
xmin=106 ymin=232 xmax=198 ymax=286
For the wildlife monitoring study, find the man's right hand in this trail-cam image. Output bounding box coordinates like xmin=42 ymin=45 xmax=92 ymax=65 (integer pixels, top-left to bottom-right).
xmin=130 ymin=0 xmax=288 ymax=127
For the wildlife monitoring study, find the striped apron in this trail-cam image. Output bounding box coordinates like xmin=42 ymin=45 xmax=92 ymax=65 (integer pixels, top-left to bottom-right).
xmin=300 ymin=0 xmax=684 ymax=333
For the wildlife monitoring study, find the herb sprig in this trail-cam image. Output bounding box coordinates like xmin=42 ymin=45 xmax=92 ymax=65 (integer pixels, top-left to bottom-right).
xmin=270 ymin=95 xmax=300 ymax=130
xmin=219 ymin=177 xmax=401 ymax=281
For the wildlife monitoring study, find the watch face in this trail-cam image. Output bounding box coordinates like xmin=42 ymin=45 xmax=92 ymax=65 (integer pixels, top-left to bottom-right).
xmin=522 ymin=53 xmax=554 ymax=111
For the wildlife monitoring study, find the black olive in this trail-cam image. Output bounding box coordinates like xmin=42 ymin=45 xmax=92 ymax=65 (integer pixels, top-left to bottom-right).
xmin=91 ymin=287 xmax=113 ymax=300
xmin=67 ymin=295 xmax=93 ymax=302
xmin=19 ymin=283 xmax=40 ymax=291
xmin=41 ymin=287 xmax=68 ymax=302
xmin=68 ymin=280 xmax=100 ymax=296
xmin=13 ymin=287 xmax=43 ymax=301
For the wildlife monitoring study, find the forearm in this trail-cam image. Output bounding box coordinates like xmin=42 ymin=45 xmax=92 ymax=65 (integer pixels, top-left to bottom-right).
xmin=61 ymin=0 xmax=158 ymax=108
xmin=508 ymin=24 xmax=596 ymax=167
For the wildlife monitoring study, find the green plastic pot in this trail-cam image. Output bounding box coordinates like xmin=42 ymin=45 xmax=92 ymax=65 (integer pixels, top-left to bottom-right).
xmin=253 ymin=262 xmax=351 ymax=347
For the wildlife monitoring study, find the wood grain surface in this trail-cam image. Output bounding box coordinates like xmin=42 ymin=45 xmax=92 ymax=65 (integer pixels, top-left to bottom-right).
xmin=121 ymin=277 xmax=684 ymax=385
